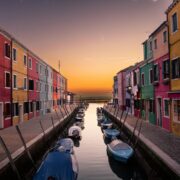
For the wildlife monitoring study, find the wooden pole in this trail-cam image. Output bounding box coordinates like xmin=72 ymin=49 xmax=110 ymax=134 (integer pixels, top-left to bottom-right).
xmin=0 ymin=136 xmax=22 ymax=180
xmin=15 ymin=125 xmax=36 ymax=170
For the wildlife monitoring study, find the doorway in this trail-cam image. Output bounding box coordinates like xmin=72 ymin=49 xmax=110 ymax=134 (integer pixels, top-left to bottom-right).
xmin=157 ymin=98 xmax=162 ymax=127
xmin=33 ymin=102 xmax=36 ymax=117
xmin=0 ymin=103 xmax=3 ymax=128
xmin=19 ymin=104 xmax=23 ymax=123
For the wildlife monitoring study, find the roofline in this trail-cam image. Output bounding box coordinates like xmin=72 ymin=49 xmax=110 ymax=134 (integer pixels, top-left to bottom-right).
xmin=166 ymin=0 xmax=180 ymax=14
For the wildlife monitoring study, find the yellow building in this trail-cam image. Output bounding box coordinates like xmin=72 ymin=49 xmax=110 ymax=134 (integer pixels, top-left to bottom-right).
xmin=167 ymin=0 xmax=180 ymax=136
xmin=12 ymin=40 xmax=28 ymax=125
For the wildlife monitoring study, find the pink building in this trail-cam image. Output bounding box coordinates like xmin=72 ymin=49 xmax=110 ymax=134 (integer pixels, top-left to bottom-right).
xmin=27 ymin=52 xmax=40 ymax=119
xmin=0 ymin=31 xmax=12 ymax=128
xmin=151 ymin=21 xmax=171 ymax=131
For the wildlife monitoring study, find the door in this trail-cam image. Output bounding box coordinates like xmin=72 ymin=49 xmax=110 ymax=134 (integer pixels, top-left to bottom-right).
xmin=157 ymin=98 xmax=162 ymax=126
xmin=0 ymin=103 xmax=3 ymax=128
xmin=145 ymin=100 xmax=149 ymax=121
xmin=19 ymin=104 xmax=23 ymax=123
xmin=33 ymin=102 xmax=36 ymax=117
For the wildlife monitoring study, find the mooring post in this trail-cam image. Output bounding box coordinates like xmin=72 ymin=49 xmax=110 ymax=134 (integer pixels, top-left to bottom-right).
xmin=39 ymin=120 xmax=45 ymax=136
xmin=15 ymin=125 xmax=36 ymax=170
xmin=59 ymin=106 xmax=64 ymax=119
xmin=51 ymin=116 xmax=55 ymax=129
xmin=115 ymin=106 xmax=120 ymax=118
xmin=0 ymin=136 xmax=22 ymax=180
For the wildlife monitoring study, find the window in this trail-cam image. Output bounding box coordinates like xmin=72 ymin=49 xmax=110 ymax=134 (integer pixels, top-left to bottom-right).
xmin=36 ymin=101 xmax=40 ymax=111
xmin=24 ymin=55 xmax=27 ymax=66
xmin=164 ymin=99 xmax=170 ymax=117
xmin=29 ymin=79 xmax=34 ymax=90
xmin=150 ymin=41 xmax=152 ymax=51
xmin=149 ymin=69 xmax=153 ymax=84
xmin=163 ymin=60 xmax=170 ymax=79
xmin=126 ymin=99 xmax=130 ymax=107
xmin=5 ymin=72 xmax=11 ymax=88
xmin=133 ymin=71 xmax=137 ymax=86
xmin=13 ymin=74 xmax=17 ymax=89
xmin=24 ymin=77 xmax=27 ymax=90
xmin=172 ymin=12 xmax=178 ymax=33
xmin=134 ymin=100 xmax=140 ymax=109
xmin=163 ymin=31 xmax=167 ymax=43
xmin=13 ymin=48 xmax=17 ymax=61
xmin=149 ymin=100 xmax=154 ymax=113
xmin=40 ymin=65 xmax=42 ymax=74
xmin=173 ymin=100 xmax=180 ymax=122
xmin=154 ymin=39 xmax=157 ymax=49
xmin=36 ymin=63 xmax=39 ymax=73
xmin=153 ymin=64 xmax=159 ymax=82
xmin=29 ymin=102 xmax=33 ymax=113
xmin=13 ymin=103 xmax=19 ymax=116
xmin=28 ymin=58 xmax=32 ymax=69
xmin=4 ymin=103 xmax=11 ymax=118
xmin=141 ymin=73 xmax=144 ymax=86
xmin=24 ymin=102 xmax=29 ymax=114
xmin=5 ymin=43 xmax=10 ymax=58
xmin=172 ymin=58 xmax=180 ymax=79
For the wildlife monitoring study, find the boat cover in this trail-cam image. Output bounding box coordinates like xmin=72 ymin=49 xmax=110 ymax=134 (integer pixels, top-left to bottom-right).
xmin=33 ymin=151 xmax=77 ymax=180
xmin=68 ymin=126 xmax=81 ymax=137
xmin=55 ymin=138 xmax=74 ymax=153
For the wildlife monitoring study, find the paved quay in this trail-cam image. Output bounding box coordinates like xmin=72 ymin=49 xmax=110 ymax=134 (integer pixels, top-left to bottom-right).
xmin=104 ymin=106 xmax=180 ymax=177
xmin=0 ymin=104 xmax=76 ymax=164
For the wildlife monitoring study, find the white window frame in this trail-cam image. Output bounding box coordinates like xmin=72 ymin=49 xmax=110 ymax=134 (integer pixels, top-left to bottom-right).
xmin=28 ymin=58 xmax=32 ymax=69
xmin=13 ymin=74 xmax=17 ymax=89
xmin=4 ymin=42 xmax=10 ymax=60
xmin=163 ymin=98 xmax=170 ymax=118
xmin=24 ymin=77 xmax=27 ymax=90
xmin=24 ymin=55 xmax=27 ymax=67
xmin=5 ymin=71 xmax=11 ymax=89
xmin=13 ymin=48 xmax=17 ymax=62
xmin=149 ymin=68 xmax=153 ymax=85
xmin=172 ymin=99 xmax=180 ymax=123
xmin=13 ymin=102 xmax=19 ymax=117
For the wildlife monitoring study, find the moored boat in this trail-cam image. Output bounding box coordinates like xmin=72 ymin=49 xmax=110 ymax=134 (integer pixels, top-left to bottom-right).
xmin=68 ymin=125 xmax=82 ymax=139
xmin=107 ymin=139 xmax=134 ymax=163
xmin=103 ymin=129 xmax=120 ymax=139
xmin=101 ymin=120 xmax=113 ymax=129
xmin=33 ymin=138 xmax=78 ymax=180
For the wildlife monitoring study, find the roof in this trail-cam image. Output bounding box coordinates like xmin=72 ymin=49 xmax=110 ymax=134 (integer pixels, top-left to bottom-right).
xmin=149 ymin=21 xmax=167 ymax=38
xmin=166 ymin=0 xmax=180 ymax=14
xmin=116 ymin=65 xmax=134 ymax=74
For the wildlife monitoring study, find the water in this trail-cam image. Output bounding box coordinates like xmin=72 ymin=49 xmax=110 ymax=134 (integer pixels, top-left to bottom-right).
xmin=74 ymin=103 xmax=146 ymax=180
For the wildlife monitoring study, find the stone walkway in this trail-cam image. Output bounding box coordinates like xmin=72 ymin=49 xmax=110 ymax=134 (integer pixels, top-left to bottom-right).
xmin=105 ymin=106 xmax=180 ymax=164
xmin=0 ymin=105 xmax=76 ymax=163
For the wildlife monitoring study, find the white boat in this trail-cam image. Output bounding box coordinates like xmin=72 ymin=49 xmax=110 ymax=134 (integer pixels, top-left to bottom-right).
xmin=68 ymin=125 xmax=82 ymax=139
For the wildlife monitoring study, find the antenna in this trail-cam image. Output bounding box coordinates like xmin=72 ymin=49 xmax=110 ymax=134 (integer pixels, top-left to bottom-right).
xmin=58 ymin=60 xmax=60 ymax=73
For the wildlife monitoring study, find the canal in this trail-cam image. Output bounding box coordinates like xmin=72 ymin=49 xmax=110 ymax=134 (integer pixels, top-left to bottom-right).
xmin=72 ymin=103 xmax=146 ymax=180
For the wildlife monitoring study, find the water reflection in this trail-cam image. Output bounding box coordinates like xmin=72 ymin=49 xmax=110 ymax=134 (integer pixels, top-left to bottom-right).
xmin=70 ymin=103 xmax=146 ymax=180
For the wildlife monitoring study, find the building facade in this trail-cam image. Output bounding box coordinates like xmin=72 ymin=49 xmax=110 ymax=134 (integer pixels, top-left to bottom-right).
xmin=0 ymin=31 xmax=12 ymax=128
xmin=167 ymin=0 xmax=180 ymax=135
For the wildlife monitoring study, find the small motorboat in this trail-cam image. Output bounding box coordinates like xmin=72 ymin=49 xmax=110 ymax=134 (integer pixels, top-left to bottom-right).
xmin=78 ymin=108 xmax=85 ymax=113
xmin=107 ymin=139 xmax=134 ymax=163
xmin=103 ymin=129 xmax=120 ymax=139
xmin=33 ymin=138 xmax=78 ymax=180
xmin=68 ymin=125 xmax=81 ymax=139
xmin=55 ymin=138 xmax=74 ymax=153
xmin=77 ymin=112 xmax=85 ymax=118
xmin=74 ymin=121 xmax=85 ymax=130
xmin=75 ymin=115 xmax=84 ymax=122
xmin=101 ymin=120 xmax=113 ymax=129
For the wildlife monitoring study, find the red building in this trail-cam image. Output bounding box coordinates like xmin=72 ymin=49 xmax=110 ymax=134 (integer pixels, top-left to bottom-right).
xmin=27 ymin=52 xmax=40 ymax=119
xmin=0 ymin=31 xmax=12 ymax=128
xmin=53 ymin=69 xmax=58 ymax=109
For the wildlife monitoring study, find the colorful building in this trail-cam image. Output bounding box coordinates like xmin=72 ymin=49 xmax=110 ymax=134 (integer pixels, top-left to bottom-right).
xmin=27 ymin=52 xmax=40 ymax=119
xmin=113 ymin=75 xmax=118 ymax=105
xmin=140 ymin=37 xmax=156 ymax=124
xmin=151 ymin=21 xmax=171 ymax=131
xmin=166 ymin=0 xmax=180 ymax=135
xmin=131 ymin=61 xmax=143 ymax=117
xmin=12 ymin=40 xmax=28 ymax=125
xmin=53 ymin=69 xmax=58 ymax=109
xmin=0 ymin=30 xmax=12 ymax=128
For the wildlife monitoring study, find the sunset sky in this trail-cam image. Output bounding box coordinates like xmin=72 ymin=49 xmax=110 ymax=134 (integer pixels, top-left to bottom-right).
xmin=0 ymin=0 xmax=172 ymax=94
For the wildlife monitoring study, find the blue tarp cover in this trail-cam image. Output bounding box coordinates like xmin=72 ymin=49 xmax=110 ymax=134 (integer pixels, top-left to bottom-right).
xmin=33 ymin=151 xmax=76 ymax=180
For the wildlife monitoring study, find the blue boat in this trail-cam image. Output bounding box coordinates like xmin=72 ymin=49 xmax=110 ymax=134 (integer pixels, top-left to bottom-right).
xmin=103 ymin=129 xmax=120 ymax=139
xmin=34 ymin=138 xmax=78 ymax=180
xmin=107 ymin=139 xmax=134 ymax=163
xmin=101 ymin=119 xmax=113 ymax=129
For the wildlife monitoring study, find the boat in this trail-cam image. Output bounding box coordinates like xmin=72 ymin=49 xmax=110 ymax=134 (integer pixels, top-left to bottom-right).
xmin=55 ymin=138 xmax=74 ymax=153
xmin=33 ymin=138 xmax=78 ymax=180
xmin=74 ymin=121 xmax=85 ymax=130
xmin=107 ymin=139 xmax=134 ymax=163
xmin=75 ymin=115 xmax=84 ymax=122
xmin=103 ymin=128 xmax=120 ymax=139
xmin=68 ymin=125 xmax=81 ymax=139
xmin=101 ymin=120 xmax=113 ymax=129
